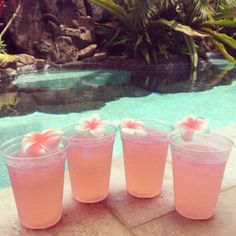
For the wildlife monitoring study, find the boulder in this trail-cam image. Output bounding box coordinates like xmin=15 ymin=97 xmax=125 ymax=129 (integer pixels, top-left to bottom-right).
xmin=77 ymin=44 xmax=97 ymax=60
xmin=60 ymin=16 xmax=95 ymax=49
xmin=15 ymin=54 xmax=35 ymax=66
xmin=93 ymin=51 xmax=108 ymax=61
xmin=35 ymin=59 xmax=47 ymax=70
xmin=60 ymin=25 xmax=83 ymax=38
xmin=0 ymin=68 xmax=17 ymax=81
xmin=54 ymin=36 xmax=79 ymax=64
xmin=0 ymin=53 xmax=48 ymax=76
xmin=75 ymin=16 xmax=96 ymax=42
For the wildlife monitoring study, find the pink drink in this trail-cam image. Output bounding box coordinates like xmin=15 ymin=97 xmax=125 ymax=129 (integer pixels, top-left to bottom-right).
xmin=121 ymin=121 xmax=173 ymax=198
xmin=1 ymin=136 xmax=68 ymax=229
xmin=169 ymin=132 xmax=233 ymax=220
xmin=65 ymin=127 xmax=116 ymax=203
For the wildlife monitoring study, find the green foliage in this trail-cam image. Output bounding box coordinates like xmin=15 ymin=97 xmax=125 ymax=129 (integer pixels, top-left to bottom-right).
xmin=153 ymin=19 xmax=207 ymax=37
xmin=0 ymin=94 xmax=20 ymax=113
xmin=0 ymin=39 xmax=7 ymax=54
xmin=0 ymin=53 xmax=16 ymax=68
xmin=211 ymin=39 xmax=236 ymax=63
xmin=0 ymin=53 xmax=15 ymax=61
xmin=90 ymin=0 xmax=236 ymax=68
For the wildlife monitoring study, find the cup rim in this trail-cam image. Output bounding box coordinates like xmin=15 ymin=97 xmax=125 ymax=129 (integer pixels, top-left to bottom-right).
xmin=119 ymin=118 xmax=174 ymax=133
xmin=168 ymin=130 xmax=234 ymax=154
xmin=0 ymin=135 xmax=69 ymax=161
xmin=62 ymin=122 xmax=117 ymax=142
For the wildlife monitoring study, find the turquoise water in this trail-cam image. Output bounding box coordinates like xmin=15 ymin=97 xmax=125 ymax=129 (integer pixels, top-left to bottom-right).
xmin=0 ymin=60 xmax=236 ymax=188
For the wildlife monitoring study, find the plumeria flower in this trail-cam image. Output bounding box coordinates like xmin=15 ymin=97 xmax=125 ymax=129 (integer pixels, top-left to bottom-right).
xmin=176 ymin=115 xmax=209 ymax=141
xmin=176 ymin=115 xmax=208 ymax=132
xmin=75 ymin=113 xmax=109 ymax=137
xmin=21 ymin=129 xmax=62 ymax=156
xmin=121 ymin=119 xmax=147 ymax=136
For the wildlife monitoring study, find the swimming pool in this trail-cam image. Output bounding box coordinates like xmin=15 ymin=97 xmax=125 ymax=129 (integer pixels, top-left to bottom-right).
xmin=0 ymin=59 xmax=236 ymax=188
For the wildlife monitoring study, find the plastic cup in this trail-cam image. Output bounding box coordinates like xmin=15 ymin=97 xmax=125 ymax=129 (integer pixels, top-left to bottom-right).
xmin=120 ymin=119 xmax=173 ymax=198
xmin=169 ymin=131 xmax=233 ymax=220
xmin=0 ymin=135 xmax=68 ymax=229
xmin=63 ymin=123 xmax=117 ymax=203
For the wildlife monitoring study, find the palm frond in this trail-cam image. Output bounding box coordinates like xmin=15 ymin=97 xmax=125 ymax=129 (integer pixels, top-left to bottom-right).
xmin=88 ymin=0 xmax=128 ymax=25
xmin=127 ymin=0 xmax=165 ymax=30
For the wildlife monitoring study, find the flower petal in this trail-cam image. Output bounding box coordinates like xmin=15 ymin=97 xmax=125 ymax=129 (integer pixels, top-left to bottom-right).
xmin=134 ymin=128 xmax=147 ymax=136
xmin=99 ymin=119 xmax=109 ymax=126
xmin=91 ymin=128 xmax=106 ymax=137
xmin=21 ymin=138 xmax=36 ymax=154
xmin=75 ymin=124 xmax=91 ymax=132
xmin=122 ymin=127 xmax=135 ymax=135
xmin=42 ymin=129 xmax=62 ymax=137
xmin=176 ymin=115 xmax=209 ymax=132
xmin=21 ymin=129 xmax=62 ymax=157
xmin=123 ymin=119 xmax=144 ymax=129
xmin=121 ymin=119 xmax=146 ymax=136
xmin=43 ymin=134 xmax=62 ymax=150
xmin=76 ymin=113 xmax=109 ymax=137
xmin=25 ymin=131 xmax=42 ymax=140
xmin=22 ymin=142 xmax=47 ymax=156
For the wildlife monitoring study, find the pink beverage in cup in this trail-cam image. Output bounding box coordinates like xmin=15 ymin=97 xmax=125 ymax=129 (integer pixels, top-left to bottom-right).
xmin=169 ymin=131 xmax=233 ymax=220
xmin=0 ymin=130 xmax=68 ymax=229
xmin=63 ymin=114 xmax=116 ymax=203
xmin=120 ymin=119 xmax=173 ymax=198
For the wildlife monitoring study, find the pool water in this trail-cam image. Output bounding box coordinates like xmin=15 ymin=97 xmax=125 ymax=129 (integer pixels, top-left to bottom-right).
xmin=0 ymin=59 xmax=236 ymax=188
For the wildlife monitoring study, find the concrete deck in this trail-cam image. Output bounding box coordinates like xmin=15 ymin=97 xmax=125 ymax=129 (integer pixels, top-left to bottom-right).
xmin=1 ymin=125 xmax=236 ymax=236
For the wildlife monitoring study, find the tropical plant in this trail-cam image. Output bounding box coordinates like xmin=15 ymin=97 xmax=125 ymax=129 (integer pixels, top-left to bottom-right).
xmin=0 ymin=38 xmax=6 ymax=53
xmin=90 ymin=0 xmax=173 ymax=63
xmin=154 ymin=0 xmax=236 ymax=68
xmin=0 ymin=53 xmax=16 ymax=67
xmin=0 ymin=53 xmax=15 ymax=61
xmin=89 ymin=0 xmax=236 ymax=69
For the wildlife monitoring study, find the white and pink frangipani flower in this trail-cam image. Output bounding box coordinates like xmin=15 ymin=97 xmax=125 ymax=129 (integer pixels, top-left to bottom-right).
xmin=21 ymin=129 xmax=62 ymax=156
xmin=176 ymin=115 xmax=208 ymax=132
xmin=121 ymin=119 xmax=147 ymax=136
xmin=176 ymin=115 xmax=209 ymax=141
xmin=75 ymin=113 xmax=109 ymax=137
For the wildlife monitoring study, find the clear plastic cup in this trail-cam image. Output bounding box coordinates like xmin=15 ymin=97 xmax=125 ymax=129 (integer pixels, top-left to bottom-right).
xmin=120 ymin=119 xmax=173 ymax=198
xmin=0 ymin=135 xmax=68 ymax=229
xmin=63 ymin=123 xmax=117 ymax=203
xmin=169 ymin=130 xmax=234 ymax=220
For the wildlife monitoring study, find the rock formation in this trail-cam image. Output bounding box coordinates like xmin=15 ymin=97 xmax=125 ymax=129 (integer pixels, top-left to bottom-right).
xmin=1 ymin=0 xmax=105 ymax=64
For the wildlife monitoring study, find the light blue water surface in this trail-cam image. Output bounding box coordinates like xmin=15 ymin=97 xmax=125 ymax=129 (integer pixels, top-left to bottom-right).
xmin=0 ymin=60 xmax=236 ymax=188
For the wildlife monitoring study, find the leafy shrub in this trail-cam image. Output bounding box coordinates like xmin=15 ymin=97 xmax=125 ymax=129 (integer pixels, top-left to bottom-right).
xmin=89 ymin=0 xmax=236 ymax=68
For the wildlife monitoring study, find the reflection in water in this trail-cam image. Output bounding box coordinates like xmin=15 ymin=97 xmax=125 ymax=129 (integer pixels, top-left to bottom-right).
xmin=13 ymin=70 xmax=132 ymax=90
xmin=0 ymin=61 xmax=235 ymax=117
xmin=0 ymin=69 xmax=149 ymax=117
xmin=131 ymin=63 xmax=236 ymax=93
